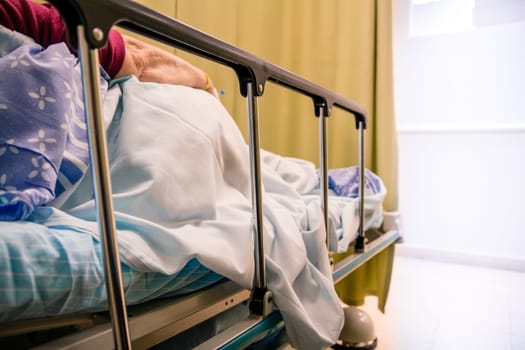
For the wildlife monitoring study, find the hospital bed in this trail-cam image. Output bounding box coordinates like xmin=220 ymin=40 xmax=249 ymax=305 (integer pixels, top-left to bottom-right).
xmin=0 ymin=0 xmax=401 ymax=348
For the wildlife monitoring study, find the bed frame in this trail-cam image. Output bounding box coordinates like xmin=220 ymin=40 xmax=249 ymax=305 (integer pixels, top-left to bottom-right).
xmin=1 ymin=1 xmax=401 ymax=348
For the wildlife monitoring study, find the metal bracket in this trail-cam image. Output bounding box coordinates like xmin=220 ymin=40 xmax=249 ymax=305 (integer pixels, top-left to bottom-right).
xmin=237 ymin=68 xmax=269 ymax=97
xmin=354 ymin=235 xmax=368 ymax=253
xmin=249 ymin=288 xmax=273 ymax=317
xmin=47 ymin=0 xmax=116 ymax=49
xmin=314 ymin=99 xmax=332 ymax=117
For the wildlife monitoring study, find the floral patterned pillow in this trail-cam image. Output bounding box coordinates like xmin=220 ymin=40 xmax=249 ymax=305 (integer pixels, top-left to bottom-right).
xmin=0 ymin=40 xmax=91 ymax=220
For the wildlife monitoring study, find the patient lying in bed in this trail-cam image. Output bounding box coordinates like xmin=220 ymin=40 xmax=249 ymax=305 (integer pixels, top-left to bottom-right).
xmin=0 ymin=26 xmax=386 ymax=350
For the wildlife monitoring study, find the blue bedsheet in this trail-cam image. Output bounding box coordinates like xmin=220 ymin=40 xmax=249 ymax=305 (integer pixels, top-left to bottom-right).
xmin=0 ymin=207 xmax=223 ymax=322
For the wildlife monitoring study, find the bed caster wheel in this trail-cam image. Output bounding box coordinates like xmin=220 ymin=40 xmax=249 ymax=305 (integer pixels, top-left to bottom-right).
xmin=332 ymin=305 xmax=377 ymax=350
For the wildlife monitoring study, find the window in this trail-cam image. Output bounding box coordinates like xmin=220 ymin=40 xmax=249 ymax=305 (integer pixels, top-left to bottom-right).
xmin=410 ymin=0 xmax=476 ymax=36
xmin=410 ymin=0 xmax=525 ymax=37
xmin=474 ymin=0 xmax=525 ymax=26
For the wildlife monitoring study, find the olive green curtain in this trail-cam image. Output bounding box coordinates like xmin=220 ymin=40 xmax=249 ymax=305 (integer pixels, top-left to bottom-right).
xmin=132 ymin=0 xmax=398 ymax=310
xmin=173 ymin=0 xmax=398 ymax=212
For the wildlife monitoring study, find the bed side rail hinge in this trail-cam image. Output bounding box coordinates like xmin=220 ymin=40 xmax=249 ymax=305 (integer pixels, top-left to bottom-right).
xmin=249 ymin=287 xmax=273 ymax=317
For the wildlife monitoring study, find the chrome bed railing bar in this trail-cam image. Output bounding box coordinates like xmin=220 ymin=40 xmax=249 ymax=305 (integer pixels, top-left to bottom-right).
xmin=354 ymin=121 xmax=367 ymax=252
xmin=47 ymin=0 xmax=367 ymax=127
xmin=76 ymin=25 xmax=131 ymax=350
xmin=318 ymin=107 xmax=330 ymax=242
xmin=246 ymin=83 xmax=273 ymax=317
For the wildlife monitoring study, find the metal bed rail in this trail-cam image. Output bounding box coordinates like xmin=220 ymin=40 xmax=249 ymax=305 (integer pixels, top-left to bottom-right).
xmin=46 ymin=1 xmax=370 ymax=348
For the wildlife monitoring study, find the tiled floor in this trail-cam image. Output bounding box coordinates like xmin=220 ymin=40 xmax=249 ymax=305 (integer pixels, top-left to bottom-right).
xmin=360 ymin=254 xmax=525 ymax=350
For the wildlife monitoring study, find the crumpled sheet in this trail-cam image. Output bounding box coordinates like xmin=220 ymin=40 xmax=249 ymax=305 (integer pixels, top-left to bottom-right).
xmin=56 ymin=77 xmax=346 ymax=349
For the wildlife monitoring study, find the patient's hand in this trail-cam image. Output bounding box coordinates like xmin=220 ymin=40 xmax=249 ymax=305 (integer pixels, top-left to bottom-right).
xmin=116 ymin=34 xmax=219 ymax=98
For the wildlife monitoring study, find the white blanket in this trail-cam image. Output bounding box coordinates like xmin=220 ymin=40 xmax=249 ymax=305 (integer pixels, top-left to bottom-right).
xmin=57 ymin=77 xmax=345 ymax=349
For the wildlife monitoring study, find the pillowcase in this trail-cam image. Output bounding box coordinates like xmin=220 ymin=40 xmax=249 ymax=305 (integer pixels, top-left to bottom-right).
xmin=327 ymin=166 xmax=385 ymax=198
xmin=0 ymin=26 xmax=105 ymax=220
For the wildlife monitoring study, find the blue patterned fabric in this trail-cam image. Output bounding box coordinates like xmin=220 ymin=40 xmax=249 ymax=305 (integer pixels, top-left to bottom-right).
xmin=0 ymin=207 xmax=224 ymax=322
xmin=0 ymin=27 xmax=104 ymax=220
xmin=327 ymin=167 xmax=384 ymax=198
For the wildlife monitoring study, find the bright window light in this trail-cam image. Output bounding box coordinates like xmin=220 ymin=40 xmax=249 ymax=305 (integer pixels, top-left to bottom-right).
xmin=412 ymin=0 xmax=440 ymax=4
xmin=410 ymin=0 xmax=476 ymax=36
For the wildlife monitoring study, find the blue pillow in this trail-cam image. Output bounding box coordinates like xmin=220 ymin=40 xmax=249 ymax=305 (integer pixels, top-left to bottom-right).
xmin=0 ymin=36 xmax=96 ymax=220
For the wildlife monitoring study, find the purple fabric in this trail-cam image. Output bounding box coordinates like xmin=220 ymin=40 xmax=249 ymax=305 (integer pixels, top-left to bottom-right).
xmin=327 ymin=167 xmax=383 ymax=198
xmin=0 ymin=0 xmax=126 ymax=78
xmin=0 ymin=41 xmax=93 ymax=220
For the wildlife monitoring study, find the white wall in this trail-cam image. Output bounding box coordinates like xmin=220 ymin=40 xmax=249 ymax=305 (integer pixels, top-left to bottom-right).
xmin=393 ymin=0 xmax=525 ymax=261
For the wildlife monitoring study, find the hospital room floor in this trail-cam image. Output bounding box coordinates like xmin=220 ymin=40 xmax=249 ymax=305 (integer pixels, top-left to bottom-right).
xmin=359 ymin=253 xmax=525 ymax=350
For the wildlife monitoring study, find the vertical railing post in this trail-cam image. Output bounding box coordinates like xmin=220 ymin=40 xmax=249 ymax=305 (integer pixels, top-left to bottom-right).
xmin=318 ymin=107 xmax=330 ymax=247
xmin=246 ymin=82 xmax=273 ymax=316
xmin=354 ymin=120 xmax=367 ymax=252
xmin=77 ymin=25 xmax=132 ymax=349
